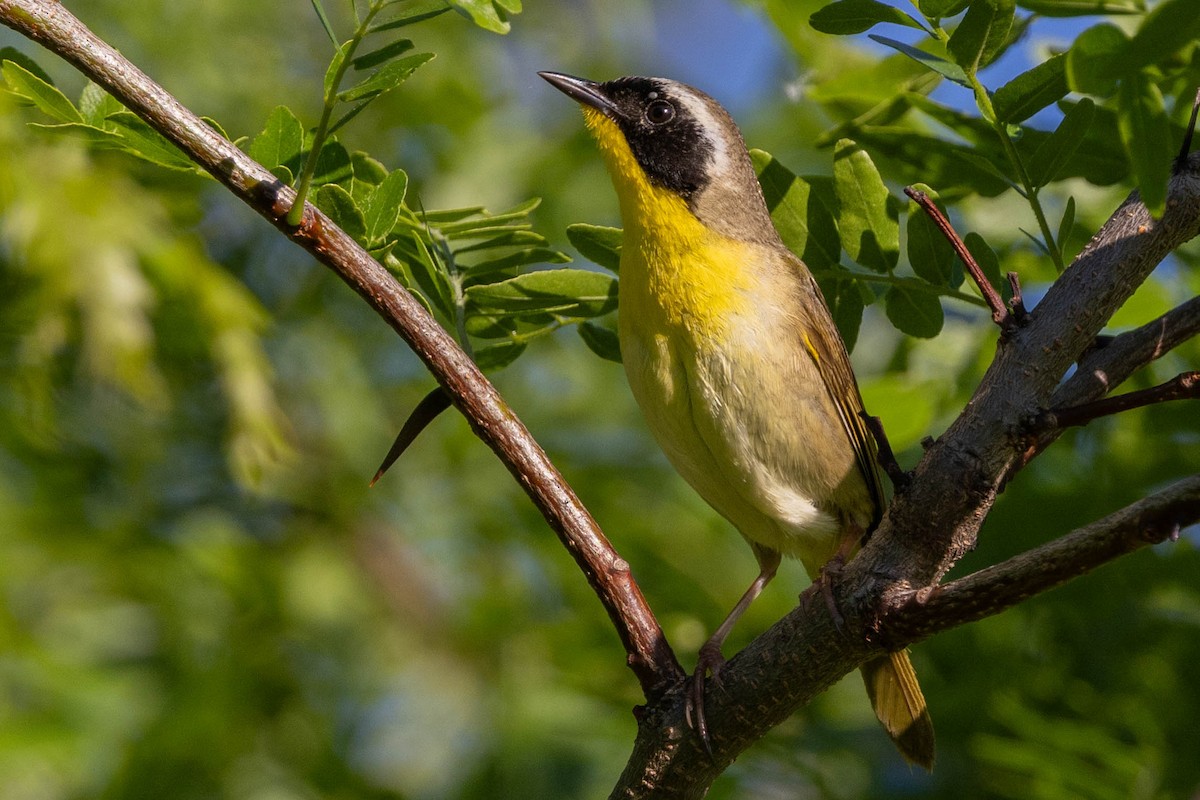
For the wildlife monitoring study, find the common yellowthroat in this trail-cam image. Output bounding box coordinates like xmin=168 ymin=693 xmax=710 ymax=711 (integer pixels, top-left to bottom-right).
xmin=541 ymin=71 xmax=934 ymax=769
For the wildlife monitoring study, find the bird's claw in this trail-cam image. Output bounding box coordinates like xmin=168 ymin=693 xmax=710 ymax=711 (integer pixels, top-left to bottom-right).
xmin=685 ymin=642 xmax=726 ymax=756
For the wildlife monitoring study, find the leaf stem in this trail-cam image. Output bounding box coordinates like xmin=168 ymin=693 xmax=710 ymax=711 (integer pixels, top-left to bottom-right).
xmin=287 ymin=1 xmax=384 ymax=227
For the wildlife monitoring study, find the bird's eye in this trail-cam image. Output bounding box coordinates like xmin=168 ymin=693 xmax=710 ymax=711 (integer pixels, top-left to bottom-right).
xmin=646 ymin=100 xmax=675 ymax=124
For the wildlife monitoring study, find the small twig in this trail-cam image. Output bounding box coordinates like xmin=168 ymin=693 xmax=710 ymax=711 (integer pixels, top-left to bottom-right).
xmin=1173 ymin=87 xmax=1200 ymax=175
xmin=861 ymin=413 xmax=911 ymax=493
xmin=1006 ymin=272 xmax=1028 ymax=322
xmin=1036 ymin=371 xmax=1199 ymax=431
xmin=370 ymin=387 xmax=452 ymax=486
xmin=884 ymin=474 xmax=1200 ymax=644
xmin=904 ymin=187 xmax=1015 ymax=334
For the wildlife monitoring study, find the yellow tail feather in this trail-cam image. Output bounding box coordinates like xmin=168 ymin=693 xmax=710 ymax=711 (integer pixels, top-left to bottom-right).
xmin=860 ymin=650 xmax=935 ymax=770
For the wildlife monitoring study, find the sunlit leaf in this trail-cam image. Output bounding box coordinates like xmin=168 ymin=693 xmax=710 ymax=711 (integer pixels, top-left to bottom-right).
xmin=338 ymin=52 xmax=434 ymax=103
xmin=809 ymin=0 xmax=927 ymax=35
xmin=362 ymin=168 xmax=409 ymax=244
xmin=315 ymin=183 xmax=366 ymax=241
xmin=2 ymin=60 xmax=83 ymax=123
xmin=868 ymin=35 xmax=970 ymax=86
xmin=466 ymin=269 xmax=618 ymax=318
xmin=566 ymin=223 xmax=622 ymax=272
xmin=752 ymin=149 xmax=841 ymax=270
xmin=832 ymin=139 xmax=898 ymax=273
xmin=946 ymin=0 xmax=1015 ymax=72
xmin=993 ymin=54 xmax=1069 ymax=123
xmin=248 ymin=105 xmax=304 ymax=173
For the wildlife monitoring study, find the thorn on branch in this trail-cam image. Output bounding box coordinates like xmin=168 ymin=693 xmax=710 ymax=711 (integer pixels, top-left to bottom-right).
xmin=1173 ymin=86 xmax=1200 ymax=175
xmin=370 ymin=387 xmax=452 ymax=486
xmin=862 ymin=412 xmax=911 ymax=493
xmin=1006 ymin=272 xmax=1028 ymax=322
xmin=1033 ymin=371 xmax=1200 ymax=432
xmin=904 ymin=187 xmax=1020 ymax=336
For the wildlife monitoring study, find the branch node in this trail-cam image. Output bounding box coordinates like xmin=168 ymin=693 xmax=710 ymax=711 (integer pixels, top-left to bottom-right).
xmin=1006 ymin=272 xmax=1028 ymax=322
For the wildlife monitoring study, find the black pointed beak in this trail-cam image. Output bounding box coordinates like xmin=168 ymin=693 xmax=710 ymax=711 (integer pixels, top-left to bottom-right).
xmin=539 ymin=71 xmax=622 ymax=119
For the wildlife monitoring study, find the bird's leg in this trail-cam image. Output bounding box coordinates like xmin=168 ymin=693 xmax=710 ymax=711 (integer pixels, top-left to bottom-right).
xmin=687 ymin=546 xmax=781 ymax=753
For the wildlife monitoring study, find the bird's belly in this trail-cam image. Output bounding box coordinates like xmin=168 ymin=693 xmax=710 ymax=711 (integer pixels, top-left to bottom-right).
xmin=619 ymin=313 xmax=843 ymax=571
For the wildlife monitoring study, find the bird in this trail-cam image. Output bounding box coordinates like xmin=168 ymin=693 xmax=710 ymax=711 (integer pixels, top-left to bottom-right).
xmin=539 ymin=70 xmax=934 ymax=769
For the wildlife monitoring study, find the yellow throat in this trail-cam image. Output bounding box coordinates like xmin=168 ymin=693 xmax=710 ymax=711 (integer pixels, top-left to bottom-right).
xmin=583 ymin=108 xmax=752 ymax=340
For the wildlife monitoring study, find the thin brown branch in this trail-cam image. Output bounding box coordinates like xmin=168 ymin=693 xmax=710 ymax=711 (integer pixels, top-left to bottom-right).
xmin=1006 ymin=271 xmax=1028 ymax=321
xmin=905 ymin=186 xmax=1014 ymax=333
xmin=1037 ymin=371 xmax=1199 ymax=431
xmin=0 ymin=0 xmax=683 ymax=694
xmin=883 ymin=474 xmax=1200 ymax=644
xmin=1054 ymin=294 xmax=1200 ymax=409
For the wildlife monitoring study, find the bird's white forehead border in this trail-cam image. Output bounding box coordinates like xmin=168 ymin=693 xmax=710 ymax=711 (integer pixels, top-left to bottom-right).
xmin=667 ymin=82 xmax=732 ymax=178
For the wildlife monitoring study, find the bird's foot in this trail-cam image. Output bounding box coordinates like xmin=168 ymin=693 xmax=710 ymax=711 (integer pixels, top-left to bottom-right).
xmin=685 ymin=642 xmax=726 ymax=756
xmin=814 ymin=554 xmax=847 ymax=635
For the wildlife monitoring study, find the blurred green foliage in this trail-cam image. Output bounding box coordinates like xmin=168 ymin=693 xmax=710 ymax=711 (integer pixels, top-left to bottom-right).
xmin=0 ymin=0 xmax=1198 ymax=798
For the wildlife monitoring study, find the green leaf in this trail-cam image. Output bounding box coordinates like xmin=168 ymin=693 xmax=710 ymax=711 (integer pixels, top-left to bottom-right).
xmin=466 ymin=269 xmax=618 ymax=319
xmin=918 ymin=0 xmax=970 ymax=17
xmin=1026 ymin=97 xmax=1095 ymax=188
xmin=312 ymin=140 xmax=353 ymax=186
xmin=752 ymin=149 xmax=841 ymax=270
xmin=248 ymin=106 xmax=304 ymax=173
xmin=1117 ymin=72 xmax=1170 ymax=217
xmin=1123 ymin=0 xmax=1200 ymax=74
xmin=463 ymin=248 xmax=571 ymax=284
xmin=338 ymin=52 xmax=434 ymax=103
xmin=324 ymin=42 xmax=351 ymax=99
xmin=947 ymin=0 xmax=1015 ymax=72
xmin=1066 ymin=23 xmax=1129 ymax=95
xmin=816 ymin=275 xmax=866 ymax=351
xmin=315 ymin=183 xmax=367 ymax=241
xmin=832 ymin=139 xmax=898 ymax=273
xmin=809 ymin=0 xmax=927 ymax=35
xmin=449 ymin=0 xmax=512 ymax=33
xmin=473 ymin=341 xmax=527 ymax=371
xmin=369 ymin=1 xmax=453 ymax=33
xmin=351 ymin=38 xmax=414 ymax=71
xmin=993 ymin=54 xmax=1069 ymax=123
xmin=964 ymin=232 xmax=1003 ymax=295
xmin=566 ymin=224 xmax=622 ymax=272
xmin=1015 ymin=0 xmax=1140 ymax=15
xmin=309 ymin=0 xmax=339 ymax=45
xmin=455 ymin=230 xmax=548 ymax=253
xmin=362 ymin=168 xmax=409 ymax=244
xmin=578 ymin=319 xmax=622 ymax=363
xmin=403 ymin=233 xmax=455 ymax=319
xmin=351 ymin=151 xmax=389 ymax=185
xmin=78 ymin=81 xmax=122 ymax=128
xmin=906 ymin=185 xmax=957 ymax=287
xmin=885 ymin=285 xmax=944 ymax=338
xmin=868 ymin=35 xmax=971 ymax=87
xmin=1058 ymin=195 xmax=1076 ymax=249
xmin=106 ymin=111 xmax=197 ymax=170
xmin=0 ymin=48 xmax=52 ymax=84
xmin=2 ymin=60 xmax=84 ymax=123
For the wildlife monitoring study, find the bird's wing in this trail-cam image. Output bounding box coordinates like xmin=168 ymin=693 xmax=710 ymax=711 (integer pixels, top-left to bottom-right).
xmin=790 ymin=258 xmax=886 ymax=533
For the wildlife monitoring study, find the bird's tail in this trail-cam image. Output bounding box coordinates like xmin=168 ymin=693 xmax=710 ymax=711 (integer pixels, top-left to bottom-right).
xmin=860 ymin=650 xmax=935 ymax=770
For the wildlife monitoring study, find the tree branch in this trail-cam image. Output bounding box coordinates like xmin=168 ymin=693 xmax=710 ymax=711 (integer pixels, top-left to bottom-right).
xmin=0 ymin=0 xmax=683 ymax=694
xmin=1037 ymin=371 xmax=1198 ymax=431
xmin=884 ymin=474 xmax=1200 ymax=643
xmin=905 ymin=186 xmax=1019 ymax=333
xmin=1053 ymin=294 xmax=1200 ymax=409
